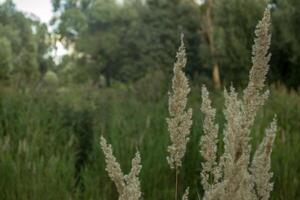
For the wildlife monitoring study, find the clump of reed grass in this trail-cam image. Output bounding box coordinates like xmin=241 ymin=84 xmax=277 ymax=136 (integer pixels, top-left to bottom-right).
xmin=199 ymin=8 xmax=276 ymax=200
xmin=100 ymin=8 xmax=276 ymax=200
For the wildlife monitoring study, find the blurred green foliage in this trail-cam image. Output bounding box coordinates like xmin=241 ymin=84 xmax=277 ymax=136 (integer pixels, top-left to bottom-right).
xmin=0 ymin=0 xmax=54 ymax=86
xmin=52 ymin=0 xmax=202 ymax=86
xmin=1 ymin=0 xmax=300 ymax=89
xmin=49 ymin=0 xmax=300 ymax=89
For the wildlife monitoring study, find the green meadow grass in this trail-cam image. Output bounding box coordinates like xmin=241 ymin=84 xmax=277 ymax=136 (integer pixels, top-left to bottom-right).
xmin=0 ymin=85 xmax=299 ymax=199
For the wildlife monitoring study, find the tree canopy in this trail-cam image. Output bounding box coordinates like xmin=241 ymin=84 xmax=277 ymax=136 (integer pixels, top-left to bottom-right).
xmin=0 ymin=0 xmax=299 ymax=89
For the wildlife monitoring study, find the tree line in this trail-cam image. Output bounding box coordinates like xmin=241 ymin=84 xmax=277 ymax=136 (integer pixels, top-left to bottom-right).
xmin=0 ymin=0 xmax=299 ymax=89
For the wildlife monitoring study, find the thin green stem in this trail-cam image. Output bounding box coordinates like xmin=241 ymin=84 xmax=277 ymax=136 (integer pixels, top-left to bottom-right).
xmin=175 ymin=167 xmax=179 ymax=200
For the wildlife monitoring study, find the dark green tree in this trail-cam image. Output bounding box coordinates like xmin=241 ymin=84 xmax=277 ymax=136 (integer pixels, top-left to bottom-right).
xmin=0 ymin=37 xmax=12 ymax=80
xmin=271 ymin=0 xmax=300 ymax=89
xmin=0 ymin=0 xmax=53 ymax=85
xmin=141 ymin=0 xmax=202 ymax=77
xmin=52 ymin=0 xmax=202 ymax=86
xmin=211 ymin=0 xmax=266 ymax=87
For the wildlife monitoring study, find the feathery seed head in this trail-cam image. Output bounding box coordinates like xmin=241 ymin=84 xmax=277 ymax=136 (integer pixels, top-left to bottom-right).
xmin=100 ymin=136 xmax=125 ymax=194
xmin=182 ymin=187 xmax=190 ymax=200
xmin=251 ymin=117 xmax=277 ymax=200
xmin=167 ymin=35 xmax=193 ymax=170
xmin=100 ymin=136 xmax=142 ymax=200
xmin=200 ymin=85 xmax=220 ymax=190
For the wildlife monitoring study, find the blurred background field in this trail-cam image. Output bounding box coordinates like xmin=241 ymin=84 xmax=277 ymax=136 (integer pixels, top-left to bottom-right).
xmin=1 ymin=84 xmax=300 ymax=199
xmin=0 ymin=0 xmax=300 ymax=199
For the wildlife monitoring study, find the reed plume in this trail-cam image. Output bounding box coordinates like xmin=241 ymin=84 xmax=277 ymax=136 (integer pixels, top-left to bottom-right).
xmin=166 ymin=34 xmax=193 ymax=200
xmin=100 ymin=136 xmax=142 ymax=200
xmin=166 ymin=35 xmax=193 ymax=171
xmin=199 ymin=8 xmax=277 ymax=200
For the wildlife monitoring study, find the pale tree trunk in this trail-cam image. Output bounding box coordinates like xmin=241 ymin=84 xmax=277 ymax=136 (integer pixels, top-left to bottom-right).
xmin=212 ymin=63 xmax=221 ymax=89
xmin=203 ymin=0 xmax=221 ymax=89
